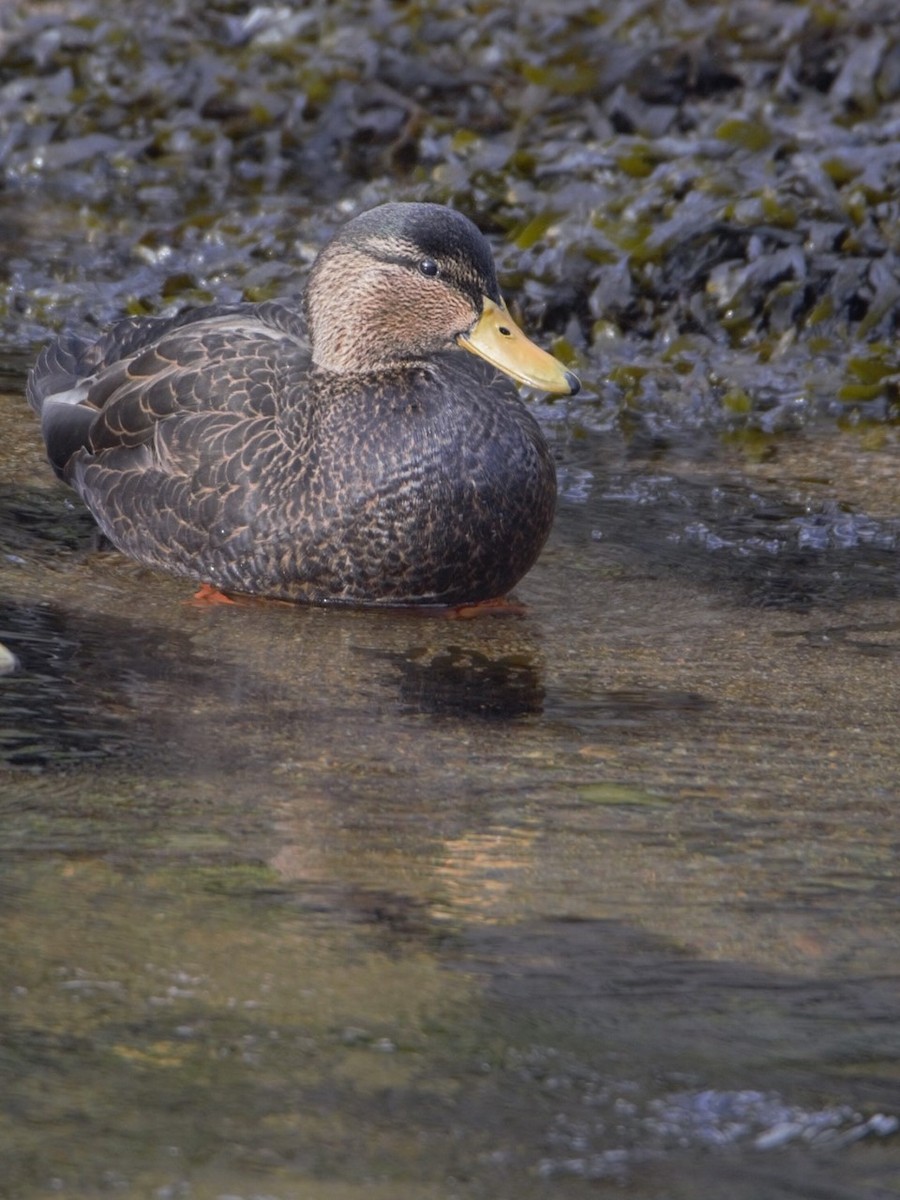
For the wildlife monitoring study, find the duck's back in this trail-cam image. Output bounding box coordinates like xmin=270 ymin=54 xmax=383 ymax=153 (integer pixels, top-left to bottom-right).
xmin=27 ymin=303 xmax=556 ymax=606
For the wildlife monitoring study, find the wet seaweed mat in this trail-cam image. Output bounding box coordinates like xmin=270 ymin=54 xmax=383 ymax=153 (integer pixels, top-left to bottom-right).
xmin=0 ymin=0 xmax=897 ymax=441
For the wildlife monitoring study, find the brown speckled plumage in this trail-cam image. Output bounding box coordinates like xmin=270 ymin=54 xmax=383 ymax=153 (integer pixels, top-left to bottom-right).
xmin=27 ymin=203 xmax=573 ymax=606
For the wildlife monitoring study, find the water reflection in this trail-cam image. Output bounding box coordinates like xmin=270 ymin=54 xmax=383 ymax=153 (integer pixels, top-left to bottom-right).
xmin=557 ymin=428 xmax=900 ymax=610
xmin=368 ymin=643 xmax=546 ymax=720
xmin=0 ymin=599 xmax=206 ymax=768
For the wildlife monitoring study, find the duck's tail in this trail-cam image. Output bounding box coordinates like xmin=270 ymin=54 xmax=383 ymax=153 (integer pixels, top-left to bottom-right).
xmin=26 ymin=332 xmax=104 ymax=478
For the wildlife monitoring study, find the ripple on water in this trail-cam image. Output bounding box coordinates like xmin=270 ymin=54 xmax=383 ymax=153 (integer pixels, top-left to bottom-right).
xmin=539 ymin=1087 xmax=899 ymax=1181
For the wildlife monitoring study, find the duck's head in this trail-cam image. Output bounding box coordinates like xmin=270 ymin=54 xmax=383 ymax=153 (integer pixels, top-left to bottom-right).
xmin=306 ymin=202 xmax=579 ymax=396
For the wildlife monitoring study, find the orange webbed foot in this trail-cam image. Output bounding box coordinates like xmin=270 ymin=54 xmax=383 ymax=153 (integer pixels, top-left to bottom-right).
xmin=188 ymin=583 xmax=239 ymax=606
xmin=445 ymin=595 xmax=528 ymax=620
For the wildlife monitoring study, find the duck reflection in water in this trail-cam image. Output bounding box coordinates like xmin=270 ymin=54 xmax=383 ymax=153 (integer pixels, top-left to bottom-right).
xmin=366 ymin=643 xmax=545 ymax=720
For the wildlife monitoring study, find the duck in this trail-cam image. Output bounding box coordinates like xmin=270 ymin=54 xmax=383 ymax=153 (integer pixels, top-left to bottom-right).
xmin=27 ymin=202 xmax=579 ymax=607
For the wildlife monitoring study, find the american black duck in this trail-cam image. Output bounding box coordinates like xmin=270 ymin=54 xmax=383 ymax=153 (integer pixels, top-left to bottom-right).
xmin=27 ymin=202 xmax=579 ymax=606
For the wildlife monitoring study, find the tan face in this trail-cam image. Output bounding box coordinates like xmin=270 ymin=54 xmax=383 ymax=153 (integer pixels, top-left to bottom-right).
xmin=353 ymin=261 xmax=478 ymax=357
xmin=308 ymin=252 xmax=477 ymax=372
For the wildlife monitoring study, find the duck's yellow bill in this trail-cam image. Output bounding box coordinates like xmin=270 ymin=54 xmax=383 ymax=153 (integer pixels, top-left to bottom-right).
xmin=458 ymin=296 xmax=580 ymax=396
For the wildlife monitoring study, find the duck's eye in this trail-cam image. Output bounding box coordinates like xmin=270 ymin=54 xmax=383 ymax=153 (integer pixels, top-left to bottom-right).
xmin=418 ymin=258 xmax=439 ymax=277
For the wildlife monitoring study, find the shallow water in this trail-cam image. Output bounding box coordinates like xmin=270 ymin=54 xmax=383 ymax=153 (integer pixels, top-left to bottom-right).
xmin=2 ymin=391 xmax=899 ymax=1199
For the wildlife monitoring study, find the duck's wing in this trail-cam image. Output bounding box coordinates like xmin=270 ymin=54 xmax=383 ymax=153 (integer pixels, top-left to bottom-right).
xmin=66 ymin=398 xmax=292 ymax=577
xmin=27 ymin=302 xmax=314 ymax=581
xmin=27 ymin=301 xmax=310 ymax=478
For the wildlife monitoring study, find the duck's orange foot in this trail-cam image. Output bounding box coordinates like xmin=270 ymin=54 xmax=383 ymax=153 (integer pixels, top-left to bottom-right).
xmin=188 ymin=582 xmax=239 ymax=606
xmin=446 ymin=595 xmax=528 ymax=620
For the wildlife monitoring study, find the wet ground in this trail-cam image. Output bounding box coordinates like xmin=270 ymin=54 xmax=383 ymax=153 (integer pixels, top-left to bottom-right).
xmin=2 ymin=395 xmax=900 ymax=1199
xmin=1 ymin=0 xmax=900 ymax=1196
